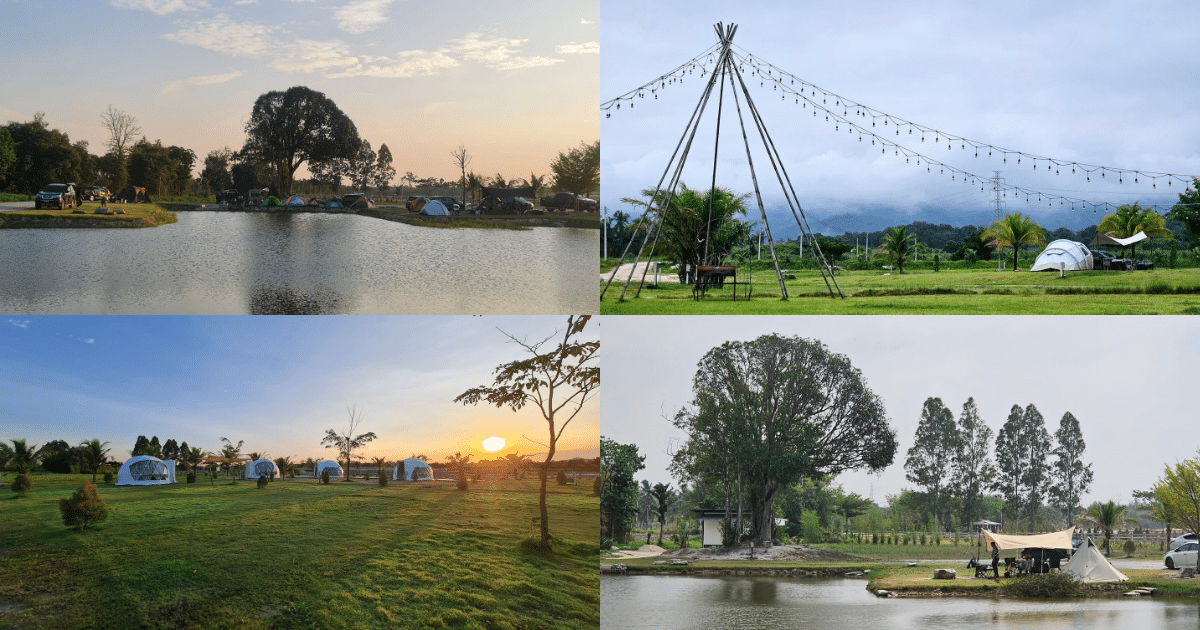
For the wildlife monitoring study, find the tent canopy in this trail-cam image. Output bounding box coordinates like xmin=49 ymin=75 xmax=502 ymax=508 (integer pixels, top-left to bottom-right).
xmin=1090 ymin=231 xmax=1149 ymax=248
xmin=983 ymin=527 xmax=1075 ymax=551
xmin=1031 ymin=239 xmax=1093 ymax=272
xmin=1063 ymin=538 xmax=1128 ymax=582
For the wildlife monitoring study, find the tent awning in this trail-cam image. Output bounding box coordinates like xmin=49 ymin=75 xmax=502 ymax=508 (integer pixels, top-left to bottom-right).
xmin=1090 ymin=231 xmax=1149 ymax=248
xmin=983 ymin=527 xmax=1075 ymax=551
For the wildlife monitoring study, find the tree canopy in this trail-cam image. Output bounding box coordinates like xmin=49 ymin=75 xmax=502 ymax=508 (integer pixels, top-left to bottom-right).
xmin=982 ymin=213 xmax=1046 ymax=270
xmin=880 ymin=225 xmax=915 ymax=272
xmin=242 ymin=86 xmax=361 ymax=196
xmin=1048 ymin=411 xmax=1093 ymax=524
xmin=600 ymin=438 xmax=645 ymax=543
xmin=1156 ymin=454 xmax=1200 ymax=571
xmin=625 ymin=183 xmax=753 ymax=283
xmin=1169 ymin=178 xmax=1200 ymax=237
xmin=904 ymin=397 xmax=958 ymax=528
xmin=994 ymin=404 xmax=1050 ymax=523
xmin=1097 ymin=202 xmax=1172 ymax=260
xmin=549 ymin=140 xmax=599 ymax=209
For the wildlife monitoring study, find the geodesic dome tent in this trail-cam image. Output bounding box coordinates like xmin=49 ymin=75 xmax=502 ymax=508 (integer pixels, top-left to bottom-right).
xmin=116 ymin=455 xmax=176 ymax=486
xmin=1031 ymin=239 xmax=1093 ymax=272
xmin=315 ymin=460 xmax=343 ymax=479
xmin=244 ymin=459 xmax=281 ymax=480
xmin=393 ymin=458 xmax=434 ymax=481
xmin=418 ymin=200 xmax=449 ymax=216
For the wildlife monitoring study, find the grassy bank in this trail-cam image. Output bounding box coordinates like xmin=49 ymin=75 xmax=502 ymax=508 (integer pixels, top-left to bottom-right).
xmin=0 ymin=203 xmax=177 ymax=228
xmin=0 ymin=473 xmax=598 ymax=629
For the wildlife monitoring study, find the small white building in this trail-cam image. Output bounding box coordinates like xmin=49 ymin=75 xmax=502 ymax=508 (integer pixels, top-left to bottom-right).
xmin=116 ymin=455 xmax=176 ymax=486
xmin=314 ymin=460 xmax=343 ymax=480
xmin=393 ymin=458 xmax=434 ymax=481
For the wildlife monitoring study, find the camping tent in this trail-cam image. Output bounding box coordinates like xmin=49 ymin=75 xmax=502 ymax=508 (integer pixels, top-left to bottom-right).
xmin=1062 ymin=538 xmax=1128 ymax=582
xmin=983 ymin=527 xmax=1075 ymax=551
xmin=285 ymin=194 xmax=306 ymax=206
xmin=323 ymin=198 xmax=344 ymax=209
xmin=418 ymin=200 xmax=449 ymax=216
xmin=244 ymin=459 xmax=281 ymax=480
xmin=1031 ymin=240 xmax=1094 ymax=272
xmin=1090 ymin=231 xmax=1149 ymax=249
xmin=314 ymin=460 xmax=343 ymax=480
xmin=393 ymin=458 xmax=434 ymax=481
xmin=342 ymin=194 xmax=374 ymax=210
xmin=116 ymin=455 xmax=177 ymax=486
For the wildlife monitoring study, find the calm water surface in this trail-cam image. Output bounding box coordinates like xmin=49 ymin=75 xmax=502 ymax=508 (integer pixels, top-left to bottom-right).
xmin=0 ymin=212 xmax=597 ymax=314
xmin=602 ymin=575 xmax=1200 ymax=629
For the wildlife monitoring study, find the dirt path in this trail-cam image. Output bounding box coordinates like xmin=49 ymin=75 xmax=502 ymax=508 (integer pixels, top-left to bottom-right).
xmin=606 ymin=544 xmax=668 ymax=559
xmin=601 ymin=262 xmax=679 ymax=284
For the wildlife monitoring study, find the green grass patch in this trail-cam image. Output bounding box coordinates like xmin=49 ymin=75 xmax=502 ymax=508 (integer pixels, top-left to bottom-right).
xmin=0 ymin=473 xmax=598 ymax=629
xmin=0 ymin=192 xmax=33 ymax=202
xmin=0 ymin=202 xmax=178 ymax=227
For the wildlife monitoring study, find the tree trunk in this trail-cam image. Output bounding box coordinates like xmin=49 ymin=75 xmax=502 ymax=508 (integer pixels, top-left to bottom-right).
xmin=754 ymin=482 xmax=782 ymax=543
xmin=736 ymin=465 xmax=744 ymax=545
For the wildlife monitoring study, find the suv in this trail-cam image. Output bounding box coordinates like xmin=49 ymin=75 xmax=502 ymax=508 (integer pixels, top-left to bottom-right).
xmin=34 ymin=183 xmax=77 ymax=209
xmin=80 ymin=186 xmax=110 ymax=202
xmin=540 ymin=192 xmax=598 ymax=211
xmin=431 ymin=196 xmax=462 ymax=213
xmin=216 ymin=189 xmax=241 ymax=204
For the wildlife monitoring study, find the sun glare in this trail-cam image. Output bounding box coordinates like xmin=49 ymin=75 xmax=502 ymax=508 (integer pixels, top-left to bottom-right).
xmin=482 ymin=436 xmax=506 ymax=452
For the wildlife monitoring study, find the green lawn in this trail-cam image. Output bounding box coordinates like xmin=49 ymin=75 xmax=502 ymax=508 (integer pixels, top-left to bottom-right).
xmin=0 ymin=203 xmax=178 ymax=227
xmin=0 ymin=474 xmax=598 ymax=629
xmin=601 ymin=267 xmax=1200 ymax=314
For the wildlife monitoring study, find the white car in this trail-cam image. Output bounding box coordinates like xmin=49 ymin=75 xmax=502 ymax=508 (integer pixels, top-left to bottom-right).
xmin=1164 ymin=542 xmax=1198 ymax=570
xmin=1169 ymin=532 xmax=1197 ymax=551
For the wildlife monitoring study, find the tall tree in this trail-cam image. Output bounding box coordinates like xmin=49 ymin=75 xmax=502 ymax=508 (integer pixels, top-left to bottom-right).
xmin=649 ymin=482 xmax=674 ymax=545
xmin=950 ymin=397 xmax=997 ymax=527
xmin=600 ymin=438 xmax=645 ymax=543
xmin=1049 ymin=411 xmax=1094 ymax=525
xmin=1097 ymin=202 xmax=1172 ymax=260
xmin=994 ymin=403 xmax=1051 ymax=523
xmin=321 ymin=406 xmax=377 ymax=481
xmin=132 ymin=435 xmax=150 ymax=457
xmin=451 ymin=144 xmax=471 ymax=209
xmin=374 ymin=143 xmax=396 ymax=193
xmin=881 ymin=225 xmax=916 ymax=273
xmin=0 ymin=128 xmax=15 ymax=184
xmin=78 ymin=439 xmax=111 ymax=483
xmin=40 ymin=440 xmax=75 ymax=474
xmin=1156 ymin=454 xmax=1200 ymax=571
xmin=1168 ymin=178 xmax=1200 ymax=237
xmin=625 ymin=183 xmax=753 ymax=283
xmin=904 ymin=397 xmax=959 ymax=528
xmin=242 ymin=86 xmax=360 ymax=195
xmin=100 ymin=106 xmax=141 ymax=193
xmin=982 ymin=213 xmax=1047 ymax=270
xmin=346 ymin=139 xmax=377 ymax=191
xmin=161 ymin=438 xmax=180 ymax=462
xmin=549 ymin=140 xmax=599 ymax=211
xmin=200 ymin=148 xmax=234 ymax=194
xmin=2 ymin=115 xmax=86 ymax=194
xmin=219 ymin=437 xmax=243 ymax=476
xmin=676 ymin=334 xmax=896 ymax=543
xmin=4 ymin=439 xmax=43 ymax=474
xmin=526 ymin=172 xmax=547 ymax=200
xmin=455 ymin=315 xmax=599 ymax=547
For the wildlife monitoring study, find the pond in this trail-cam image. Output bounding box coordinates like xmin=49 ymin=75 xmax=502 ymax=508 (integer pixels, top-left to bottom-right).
xmin=0 ymin=212 xmax=597 ymax=314
xmin=601 ymin=575 xmax=1200 ymax=629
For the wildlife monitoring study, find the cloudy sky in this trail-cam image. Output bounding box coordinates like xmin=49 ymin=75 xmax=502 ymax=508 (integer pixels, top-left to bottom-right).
xmin=603 ymin=315 xmax=1200 ymax=509
xmin=1 ymin=316 xmax=599 ymax=464
xmin=3 ymin=0 xmax=597 ymax=184
xmin=602 ymin=0 xmax=1200 ymax=234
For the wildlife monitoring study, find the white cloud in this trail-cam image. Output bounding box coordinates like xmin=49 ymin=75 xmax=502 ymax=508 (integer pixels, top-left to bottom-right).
xmin=8 ymin=320 xmax=30 ymax=329
xmin=82 ymin=338 xmax=95 ymax=345
xmin=233 ymin=0 xmax=258 ymax=4
xmin=335 ymin=0 xmax=395 ymax=34
xmin=328 ymin=50 xmax=458 ymax=78
xmin=270 ymin=40 xmax=359 ymax=74
xmin=447 ymin=32 xmax=564 ymax=71
xmin=163 ymin=15 xmax=275 ymax=57
xmin=491 ymin=56 xmax=564 ymax=71
xmin=163 ymin=70 xmax=244 ymax=94
xmin=580 ymin=18 xmax=593 ymax=24
xmin=111 ymin=0 xmax=209 ymax=14
xmin=557 ymin=41 xmax=598 ymax=54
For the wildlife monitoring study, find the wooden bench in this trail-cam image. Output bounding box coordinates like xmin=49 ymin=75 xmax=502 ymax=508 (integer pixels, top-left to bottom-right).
xmin=692 ymin=265 xmax=750 ymax=301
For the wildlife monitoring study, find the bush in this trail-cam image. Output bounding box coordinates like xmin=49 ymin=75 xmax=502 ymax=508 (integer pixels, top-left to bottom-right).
xmin=456 ymin=475 xmax=469 ymax=491
xmin=378 ymin=474 xmax=388 ymax=487
xmin=103 ymin=471 xmax=115 ymax=483
xmin=556 ymin=470 xmax=568 ymax=486
xmin=593 ymin=477 xmax=601 ymax=496
xmin=60 ymin=481 xmax=109 ymax=530
xmin=11 ymin=473 xmax=32 ymax=497
xmin=1123 ymin=539 xmax=1137 ymax=557
xmin=321 ymin=470 xmax=330 ymax=485
xmin=801 ymin=509 xmax=821 ymax=545
xmin=186 ymin=470 xmax=197 ymax=484
xmin=1001 ymin=572 xmax=1084 ymax=598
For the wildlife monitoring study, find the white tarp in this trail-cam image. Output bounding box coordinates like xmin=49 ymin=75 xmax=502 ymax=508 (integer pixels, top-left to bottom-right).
xmin=418 ymin=200 xmax=449 ymax=216
xmin=116 ymin=455 xmax=176 ymax=486
xmin=1090 ymin=231 xmax=1149 ymax=248
xmin=244 ymin=458 xmax=281 ymax=480
xmin=1062 ymin=538 xmax=1128 ymax=582
xmin=315 ymin=460 xmax=342 ymax=480
xmin=393 ymin=457 xmax=434 ymax=481
xmin=1031 ymin=239 xmax=1094 ymax=272
xmin=983 ymin=527 xmax=1075 ymax=551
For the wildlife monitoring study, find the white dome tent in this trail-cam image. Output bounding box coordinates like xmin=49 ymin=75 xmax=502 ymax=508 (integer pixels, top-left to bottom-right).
xmin=116 ymin=455 xmax=177 ymax=486
xmin=314 ymin=460 xmax=343 ymax=480
xmin=393 ymin=458 xmax=434 ymax=481
xmin=1031 ymin=239 xmax=1093 ymax=272
xmin=244 ymin=459 xmax=281 ymax=480
xmin=418 ymin=200 xmax=449 ymax=216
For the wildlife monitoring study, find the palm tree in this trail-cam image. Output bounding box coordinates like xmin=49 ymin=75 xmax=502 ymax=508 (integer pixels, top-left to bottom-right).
xmin=503 ymin=452 xmax=531 ymax=479
xmin=624 ymin=183 xmax=752 ymax=283
xmin=274 ymin=456 xmax=294 ymax=478
xmin=4 ymin=439 xmax=43 ymax=474
xmin=370 ymin=456 xmax=389 ymax=479
xmin=1097 ymin=202 xmax=1172 ymax=261
xmin=527 ymin=172 xmax=547 ymax=200
xmin=78 ymin=439 xmax=111 ymax=483
xmin=1085 ymin=500 xmax=1133 ymax=557
xmin=491 ymin=173 xmax=508 ymax=189
xmin=982 ymin=213 xmax=1046 ymax=271
xmin=446 ymin=452 xmax=472 ymax=479
xmin=650 ymin=483 xmax=674 ymax=546
xmin=184 ymin=447 xmax=208 ymax=475
xmin=465 ymin=172 xmax=483 ymax=205
xmin=880 ymin=226 xmax=917 ymax=273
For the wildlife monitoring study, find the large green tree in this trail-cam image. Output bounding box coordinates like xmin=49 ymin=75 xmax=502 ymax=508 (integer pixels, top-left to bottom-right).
xmin=100 ymin=106 xmax=140 ymax=193
xmin=200 ymin=148 xmax=234 ymax=194
xmin=649 ymin=482 xmax=674 ymax=545
xmin=950 ymin=397 xmax=997 ymax=527
xmin=626 ymin=183 xmax=753 ymax=283
xmin=600 ymin=438 xmax=645 ymax=543
xmin=242 ymin=86 xmax=361 ymax=196
xmin=2 ymin=115 xmax=88 ymax=194
xmin=374 ymin=143 xmax=395 ymax=193
xmin=982 ymin=213 xmax=1046 ymax=270
xmin=994 ymin=404 xmax=1051 ymax=523
xmin=128 ymin=139 xmax=195 ymax=196
xmin=549 ymin=140 xmax=599 ymax=211
xmin=674 ymin=334 xmax=896 ymax=543
xmin=880 ymin=225 xmax=915 ymax=273
xmin=904 ymin=397 xmax=959 ymax=529
xmin=1097 ymin=202 xmax=1172 ymax=260
xmin=1168 ymin=178 xmax=1200 ymax=237
xmin=1156 ymin=454 xmax=1200 ymax=571
xmin=1048 ymin=411 xmax=1093 ymax=525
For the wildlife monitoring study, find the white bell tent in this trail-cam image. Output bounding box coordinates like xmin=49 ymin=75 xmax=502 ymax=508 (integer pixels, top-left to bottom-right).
xmin=116 ymin=455 xmax=177 ymax=486
xmin=393 ymin=458 xmax=434 ymax=481
xmin=315 ymin=460 xmax=343 ymax=480
xmin=1031 ymin=239 xmax=1094 ymax=272
xmin=244 ymin=458 xmax=281 ymax=480
xmin=1062 ymin=538 xmax=1129 ymax=583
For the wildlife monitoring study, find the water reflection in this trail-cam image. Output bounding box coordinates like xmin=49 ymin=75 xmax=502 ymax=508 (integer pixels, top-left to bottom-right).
xmin=601 ymin=576 xmax=1200 ymax=630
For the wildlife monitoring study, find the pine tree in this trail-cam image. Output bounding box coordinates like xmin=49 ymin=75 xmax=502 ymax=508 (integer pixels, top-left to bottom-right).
xmin=60 ymin=481 xmax=109 ymax=530
xmin=1049 ymin=411 xmax=1093 ymax=524
xmin=950 ymin=398 xmax=997 ymax=526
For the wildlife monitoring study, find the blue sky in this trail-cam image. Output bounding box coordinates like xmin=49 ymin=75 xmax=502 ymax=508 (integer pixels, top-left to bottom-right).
xmin=3 ymin=0 xmax=598 ymax=183
xmin=0 ymin=316 xmax=600 ymax=463
xmin=601 ymin=0 xmax=1200 ymax=233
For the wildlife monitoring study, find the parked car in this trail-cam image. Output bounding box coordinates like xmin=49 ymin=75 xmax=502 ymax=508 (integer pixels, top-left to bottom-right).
xmin=216 ymin=189 xmax=241 ymax=204
xmin=1164 ymin=542 xmax=1198 ymax=569
xmin=80 ymin=186 xmax=110 ymax=201
xmin=431 ymin=196 xmax=462 ymax=213
xmin=478 ymin=196 xmax=533 ymax=215
xmin=34 ymin=183 xmax=77 ymax=209
xmin=1169 ymin=533 xmax=1197 ymax=551
xmin=540 ymin=192 xmax=598 ymax=211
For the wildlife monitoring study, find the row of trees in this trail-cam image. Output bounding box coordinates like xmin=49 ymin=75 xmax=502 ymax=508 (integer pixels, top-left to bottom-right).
xmin=902 ymin=397 xmax=1093 ymax=532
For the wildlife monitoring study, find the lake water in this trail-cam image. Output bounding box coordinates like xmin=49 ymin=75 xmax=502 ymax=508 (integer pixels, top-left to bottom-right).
xmin=601 ymin=575 xmax=1200 ymax=629
xmin=0 ymin=212 xmax=597 ymax=314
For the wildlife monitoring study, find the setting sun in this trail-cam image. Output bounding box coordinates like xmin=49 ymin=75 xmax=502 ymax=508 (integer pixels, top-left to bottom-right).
xmin=482 ymin=436 xmax=506 ymax=452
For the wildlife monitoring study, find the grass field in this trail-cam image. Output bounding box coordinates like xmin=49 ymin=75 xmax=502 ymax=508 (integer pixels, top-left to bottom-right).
xmin=0 ymin=203 xmax=178 ymax=227
xmin=601 ymin=267 xmax=1200 ymax=314
xmin=0 ymin=474 xmax=598 ymax=629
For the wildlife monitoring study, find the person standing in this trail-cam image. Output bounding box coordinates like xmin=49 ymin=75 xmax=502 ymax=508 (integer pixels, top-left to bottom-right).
xmin=991 ymin=541 xmax=1000 ymax=579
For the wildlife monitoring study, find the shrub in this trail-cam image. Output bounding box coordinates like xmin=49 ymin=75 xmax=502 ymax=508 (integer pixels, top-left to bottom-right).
xmin=1123 ymin=540 xmax=1137 ymax=557
xmin=12 ymin=473 xmax=32 ymax=496
xmin=872 ymin=532 xmax=879 ymax=545
xmin=60 ymin=481 xmax=109 ymax=530
xmin=102 ymin=467 xmax=115 ymax=484
xmin=378 ymin=474 xmax=388 ymax=487
xmin=186 ymin=470 xmax=197 ymax=484
xmin=556 ymin=470 xmax=568 ymax=486
xmin=1001 ymin=572 xmax=1083 ymax=598
xmin=321 ymin=470 xmax=331 ymax=485
xmin=456 ymin=475 xmax=469 ymax=491
xmin=801 ymin=509 xmax=821 ymax=545
xmin=593 ymin=477 xmax=602 ymax=496
xmin=920 ymin=532 xmax=927 ymax=546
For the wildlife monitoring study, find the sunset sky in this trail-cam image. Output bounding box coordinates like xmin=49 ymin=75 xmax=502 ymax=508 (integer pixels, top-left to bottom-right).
xmin=0 ymin=316 xmax=600 ymax=465
xmin=3 ymin=0 xmax=598 ymax=185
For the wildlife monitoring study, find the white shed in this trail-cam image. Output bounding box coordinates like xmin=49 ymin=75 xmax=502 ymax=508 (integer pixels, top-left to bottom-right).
xmin=116 ymin=455 xmax=177 ymax=486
